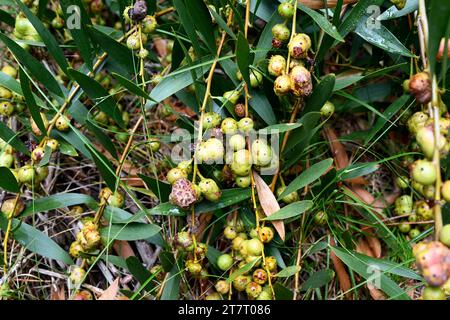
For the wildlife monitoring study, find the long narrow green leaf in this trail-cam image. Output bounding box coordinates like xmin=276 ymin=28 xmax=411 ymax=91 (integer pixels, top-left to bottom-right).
xmin=0 ymin=33 xmax=64 ymax=97
xmin=15 ymin=0 xmax=69 ymax=71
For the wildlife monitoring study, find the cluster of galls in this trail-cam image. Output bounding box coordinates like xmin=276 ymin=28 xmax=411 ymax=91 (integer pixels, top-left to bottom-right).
xmin=268 ymin=5 xmax=313 ymax=97
xmin=413 ymin=236 xmax=450 ymax=300
xmin=124 ymin=1 xmax=158 ymax=59
xmin=210 ymin=220 xmax=277 ymax=300
xmin=173 ymin=231 xmax=210 ymax=280
xmin=167 ymin=160 xmax=221 ymax=209
xmin=69 ymin=187 xmax=124 ymax=259
xmin=0 ymin=64 xmax=24 ymax=117
xmin=396 ymin=72 xmax=450 ymax=299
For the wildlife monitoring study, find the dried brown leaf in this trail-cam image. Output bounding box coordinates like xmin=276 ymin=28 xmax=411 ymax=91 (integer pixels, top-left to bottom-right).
xmin=366 ymin=235 xmax=382 ymax=258
xmin=113 ymin=240 xmax=135 ymax=259
xmin=253 ymin=171 xmax=285 ymax=241
xmin=330 ymin=237 xmax=352 ymax=299
xmin=50 ymin=285 xmax=65 ymax=300
xmin=98 ymin=278 xmax=120 ymax=300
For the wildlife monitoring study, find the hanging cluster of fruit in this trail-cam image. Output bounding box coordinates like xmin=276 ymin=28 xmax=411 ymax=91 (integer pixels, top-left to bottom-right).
xmin=124 ymin=0 xmax=157 ymax=59
xmin=269 ymin=2 xmax=313 ymax=98
xmin=170 ymin=218 xmax=277 ymax=300
xmin=395 ymin=70 xmax=450 ymax=299
xmin=212 ymin=220 xmax=277 ymax=300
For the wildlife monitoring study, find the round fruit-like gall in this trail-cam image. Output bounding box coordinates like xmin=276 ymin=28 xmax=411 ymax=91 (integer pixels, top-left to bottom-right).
xmin=409 ymin=72 xmax=432 ymax=104
xmin=202 ymin=113 xmax=217 ymax=130
xmin=257 ymin=290 xmax=272 ymax=300
xmin=262 ymin=256 xmax=277 ymax=271
xmin=238 ymin=117 xmax=254 ymax=133
xmin=233 ymin=275 xmax=251 ymax=292
xmin=272 ymin=23 xmax=290 ymax=42
xmin=290 ymin=66 xmax=313 ymax=96
xmin=169 ymin=178 xmax=199 ymax=209
xmin=395 ymin=195 xmax=413 ymax=209
xmin=126 ymin=32 xmax=140 ymax=50
xmin=215 ymin=280 xmax=229 ymax=295
xmin=246 ymin=238 xmax=264 ymax=256
xmin=313 ymin=211 xmax=328 ymax=226
xmin=108 ymin=190 xmax=125 ymax=208
xmin=442 ymin=180 xmax=450 ymax=202
xmin=185 ymin=259 xmax=202 ymax=275
xmin=0 ymin=87 xmax=12 ymax=99
xmin=69 ymin=267 xmax=86 ymax=286
xmin=1 ymin=198 xmax=25 ymax=218
xmin=203 ymin=137 xmax=225 ymax=163
xmin=229 ymin=134 xmax=246 ymax=151
xmin=415 ymin=126 xmax=444 ymax=160
xmin=69 ymin=241 xmax=83 ymax=258
xmin=258 ymin=226 xmax=274 ymax=243
xmin=276 ymin=186 xmax=298 ymax=204
xmin=231 ymin=149 xmax=252 ymax=176
xmin=246 ymin=282 xmax=262 ymax=299
xmin=177 ymin=160 xmax=193 ymax=174
xmin=268 ymin=55 xmax=286 ymax=77
xmin=232 ymin=236 xmax=245 ymax=251
xmin=278 ymin=2 xmax=294 ymax=19
xmin=407 ymin=111 xmax=428 ymax=134
xmin=272 ymin=38 xmax=283 ymax=48
xmin=31 ymin=147 xmax=46 ymax=162
xmin=422 ymin=185 xmax=435 ymax=199
xmin=0 ymin=101 xmax=14 ymax=116
xmin=194 ymin=242 xmax=208 ymax=259
xmin=138 ymin=48 xmax=149 ymax=59
xmin=395 ymin=176 xmax=409 ymax=189
xmin=46 ymin=139 xmax=59 ymax=152
xmin=320 ymin=101 xmax=335 ymax=117
xmin=398 ymin=223 xmax=411 ymax=234
xmin=288 ymin=33 xmax=311 ymax=59
xmin=409 ymin=228 xmax=420 ymax=239
xmin=274 ymin=74 xmax=291 ymax=96
xmin=17 ymin=165 xmax=35 ymax=184
xmin=415 ymin=200 xmax=433 ymax=221
xmin=235 ymin=175 xmax=251 ymax=188
xmin=174 ymin=231 xmax=194 ymax=251
xmin=0 ymin=153 xmax=13 ymax=168
xmin=439 ymin=224 xmax=450 ymax=246
xmin=128 ymin=0 xmax=147 ymax=21
xmin=221 ymin=117 xmax=238 ymax=135
xmin=251 ymin=139 xmax=272 ymax=166
xmin=217 ymin=254 xmax=233 ymax=271
xmin=205 ymin=292 xmax=221 ymax=300
xmin=141 ymin=15 xmax=157 ymax=33
xmin=223 ymin=226 xmax=237 ymax=240
xmin=51 ymin=16 xmax=64 ymax=29
xmin=2 ymin=65 xmax=17 ymax=78
xmin=422 ymin=286 xmax=446 ymax=300
xmin=166 ymin=168 xmax=188 ymax=184
xmin=252 ymin=268 xmax=268 ymax=285
xmin=223 ymin=90 xmax=240 ymax=105
xmin=55 ymin=115 xmax=69 ymax=132
xmin=198 ymin=178 xmax=222 ymax=202
xmin=149 ymin=138 xmax=161 ymax=152
xmin=36 ymin=166 xmax=49 ymax=182
xmin=412 ymin=160 xmax=436 ymax=185
xmin=249 ymin=69 xmax=263 ymax=88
